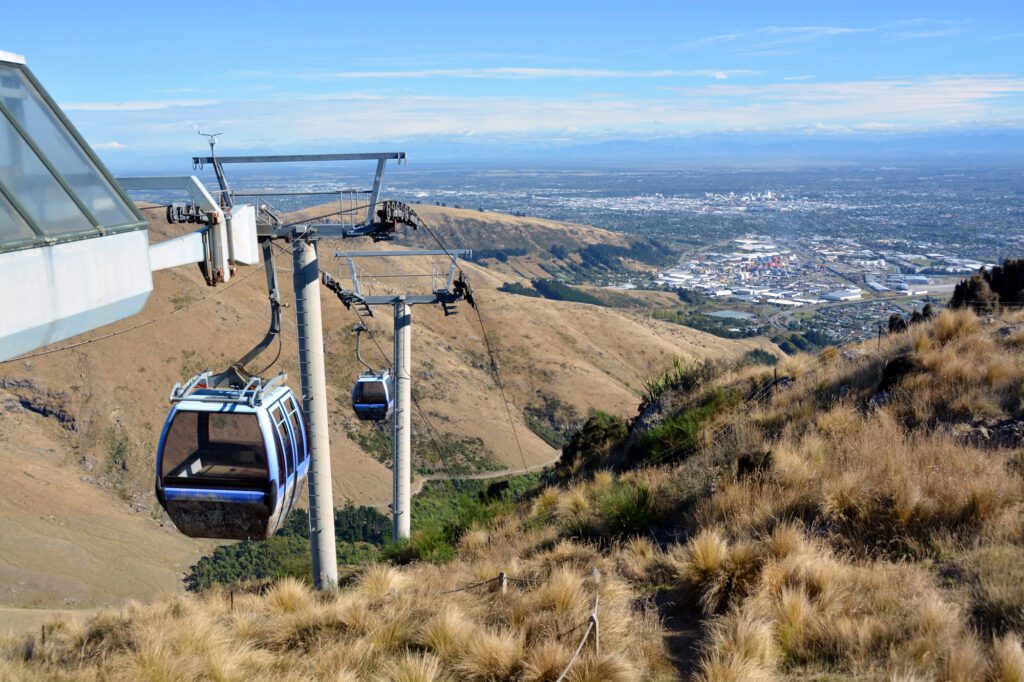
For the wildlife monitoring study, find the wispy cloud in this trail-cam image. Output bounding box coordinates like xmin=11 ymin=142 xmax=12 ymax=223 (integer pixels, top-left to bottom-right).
xmin=153 ymin=87 xmax=203 ymax=95
xmin=883 ymin=19 xmax=969 ymax=40
xmin=62 ymin=99 xmax=219 ymax=111
xmin=680 ymin=19 xmax=969 ymax=53
xmin=243 ymin=67 xmax=761 ymax=80
xmin=887 ymin=28 xmax=966 ymax=39
xmin=91 ymin=141 xmax=125 ymax=150
xmin=755 ymin=25 xmax=874 ymax=46
xmin=66 ymin=74 xmax=1024 ymax=151
xmin=679 ymin=24 xmax=872 ymax=50
xmin=783 ymin=75 xmax=816 ymax=81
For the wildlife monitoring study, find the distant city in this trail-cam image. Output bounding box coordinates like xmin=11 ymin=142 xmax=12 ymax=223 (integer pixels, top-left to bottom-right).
xmin=135 ymin=162 xmax=1023 ymax=347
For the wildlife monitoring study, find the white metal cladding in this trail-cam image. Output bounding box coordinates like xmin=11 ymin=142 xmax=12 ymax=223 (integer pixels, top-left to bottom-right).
xmin=0 ymin=52 xmax=154 ymax=361
xmin=149 ymin=231 xmax=206 ymax=272
xmin=230 ymin=204 xmax=259 ymax=265
xmin=0 ymin=230 xmax=153 ymax=361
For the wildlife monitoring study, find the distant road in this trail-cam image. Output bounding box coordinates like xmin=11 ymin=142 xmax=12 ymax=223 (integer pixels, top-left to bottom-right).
xmin=368 ymin=456 xmax=560 ymax=509
xmin=0 ymin=606 xmax=90 ymax=636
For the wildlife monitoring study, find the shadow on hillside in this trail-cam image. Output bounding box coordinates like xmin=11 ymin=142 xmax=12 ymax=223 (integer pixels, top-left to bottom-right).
xmin=654 ymin=590 xmax=705 ymax=677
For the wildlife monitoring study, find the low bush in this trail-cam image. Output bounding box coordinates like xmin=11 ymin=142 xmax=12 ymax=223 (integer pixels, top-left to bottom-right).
xmin=597 ymin=481 xmax=654 ymax=538
xmin=634 ymin=387 xmax=742 ymax=463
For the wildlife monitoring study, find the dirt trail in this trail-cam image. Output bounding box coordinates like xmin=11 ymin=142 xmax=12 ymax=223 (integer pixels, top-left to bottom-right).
xmin=365 ymin=455 xmax=561 ymax=509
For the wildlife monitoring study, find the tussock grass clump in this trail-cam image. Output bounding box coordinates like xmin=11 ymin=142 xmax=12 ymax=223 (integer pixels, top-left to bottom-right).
xmin=992 ymin=634 xmax=1024 ymax=682
xmin=689 ymin=529 xmax=990 ymax=679
xmin=538 ymin=468 xmax=673 ymax=541
xmin=962 ymin=545 xmax=1024 ymax=635
xmin=697 ymin=406 xmax=1023 ymax=558
xmin=933 ymin=308 xmax=980 ymax=344
xmin=385 ymin=651 xmax=445 ymax=682
xmin=3 ymin=519 xmax=672 ymax=681
xmin=521 ymin=640 xmax=571 ymax=681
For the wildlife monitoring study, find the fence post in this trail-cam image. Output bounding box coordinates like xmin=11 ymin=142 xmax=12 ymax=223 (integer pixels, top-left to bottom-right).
xmin=499 ymin=572 xmax=507 ymax=594
xmin=591 ymin=613 xmax=600 ymax=656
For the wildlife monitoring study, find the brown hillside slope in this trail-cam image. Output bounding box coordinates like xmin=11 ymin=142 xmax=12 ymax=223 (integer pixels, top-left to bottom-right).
xmin=291 ymin=201 xmax=650 ymax=282
xmin=8 ymin=310 xmax=1024 ymax=680
xmin=0 ymin=204 xmax=765 ymax=611
xmin=287 ymin=202 xmax=631 ymax=253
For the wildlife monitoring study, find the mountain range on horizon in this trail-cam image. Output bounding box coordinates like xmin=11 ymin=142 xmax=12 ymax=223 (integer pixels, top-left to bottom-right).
xmin=100 ymin=127 xmax=1024 ymax=174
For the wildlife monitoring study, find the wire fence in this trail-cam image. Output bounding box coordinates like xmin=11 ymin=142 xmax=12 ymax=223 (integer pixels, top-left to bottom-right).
xmin=556 ymin=592 xmax=601 ymax=681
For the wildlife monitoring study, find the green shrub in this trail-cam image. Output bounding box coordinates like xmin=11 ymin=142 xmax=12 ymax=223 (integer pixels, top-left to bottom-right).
xmin=641 ymin=357 xmax=720 ymax=409
xmin=523 ymin=395 xmax=584 ymax=448
xmin=597 ymin=482 xmax=654 ymax=538
xmin=530 ymin=279 xmax=607 ymax=306
xmin=635 ymin=387 xmax=742 ymax=463
xmin=742 ymin=348 xmax=778 ymax=367
xmin=557 ymin=412 xmax=628 ymax=476
xmin=497 ymin=282 xmax=541 ymax=298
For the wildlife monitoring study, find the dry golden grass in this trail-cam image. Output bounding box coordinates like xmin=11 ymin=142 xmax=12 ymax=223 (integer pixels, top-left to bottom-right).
xmin=2 ymin=515 xmax=673 ymax=681
xmin=687 ymin=529 xmax=995 ymax=678
xmin=8 ymin=309 xmax=1024 ymax=681
xmin=993 ymin=634 xmax=1024 ymax=682
xmin=693 ymin=309 xmax=1024 ymax=677
xmin=672 ymin=310 xmax=1024 ymax=679
xmin=934 ymin=308 xmax=981 ymax=344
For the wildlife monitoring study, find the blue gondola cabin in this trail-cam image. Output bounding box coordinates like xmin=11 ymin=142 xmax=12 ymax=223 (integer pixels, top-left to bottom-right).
xmin=351 ymin=369 xmax=394 ymax=421
xmin=155 ymin=372 xmax=309 ymax=540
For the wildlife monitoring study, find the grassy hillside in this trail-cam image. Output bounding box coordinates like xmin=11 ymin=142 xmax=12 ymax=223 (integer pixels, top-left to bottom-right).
xmin=6 ymin=308 xmax=1023 ymax=680
xmin=290 ymin=201 xmax=669 ymax=284
xmin=540 ymin=307 xmax=1024 ymax=678
xmin=0 ymin=204 xmax=763 ymax=612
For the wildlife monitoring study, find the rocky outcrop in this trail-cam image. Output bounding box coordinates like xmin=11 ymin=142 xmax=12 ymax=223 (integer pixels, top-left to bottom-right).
xmin=950 ymin=417 xmax=1024 ymax=450
xmin=0 ymin=378 xmax=77 ymax=430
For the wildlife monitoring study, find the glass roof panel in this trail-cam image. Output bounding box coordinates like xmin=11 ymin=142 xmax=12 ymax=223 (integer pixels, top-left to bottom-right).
xmin=0 ymin=113 xmax=93 ymax=236
xmin=0 ymin=64 xmax=137 ymax=228
xmin=0 ymin=190 xmax=34 ymax=242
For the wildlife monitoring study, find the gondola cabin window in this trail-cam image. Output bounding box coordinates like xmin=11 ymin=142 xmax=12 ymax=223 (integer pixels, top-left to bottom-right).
xmin=270 ymin=414 xmax=287 ymax=480
xmin=160 ymin=411 xmax=268 ymax=487
xmin=354 ymin=381 xmax=387 ymax=404
xmin=284 ymin=396 xmax=306 ymax=463
xmin=271 ymin=405 xmax=295 ymax=476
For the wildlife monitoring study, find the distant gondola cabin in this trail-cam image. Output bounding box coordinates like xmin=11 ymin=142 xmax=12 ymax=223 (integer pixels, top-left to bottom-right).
xmin=352 ymin=369 xmax=394 ymax=421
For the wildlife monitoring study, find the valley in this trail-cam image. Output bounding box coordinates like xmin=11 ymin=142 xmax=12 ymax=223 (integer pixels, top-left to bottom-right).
xmin=0 ymin=204 xmax=768 ymax=615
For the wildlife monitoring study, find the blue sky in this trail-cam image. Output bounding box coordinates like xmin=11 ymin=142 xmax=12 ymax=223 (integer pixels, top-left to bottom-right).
xmin=2 ymin=0 xmax=1022 ymax=160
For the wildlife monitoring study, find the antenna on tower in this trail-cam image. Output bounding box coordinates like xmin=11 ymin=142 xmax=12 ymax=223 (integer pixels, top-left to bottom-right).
xmin=196 ymin=131 xmax=231 ymax=209
xmin=198 ymin=129 xmax=222 ymax=154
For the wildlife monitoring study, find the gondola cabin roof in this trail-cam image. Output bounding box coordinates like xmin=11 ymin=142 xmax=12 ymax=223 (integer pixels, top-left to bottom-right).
xmin=169 ymin=371 xmax=292 ymax=408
